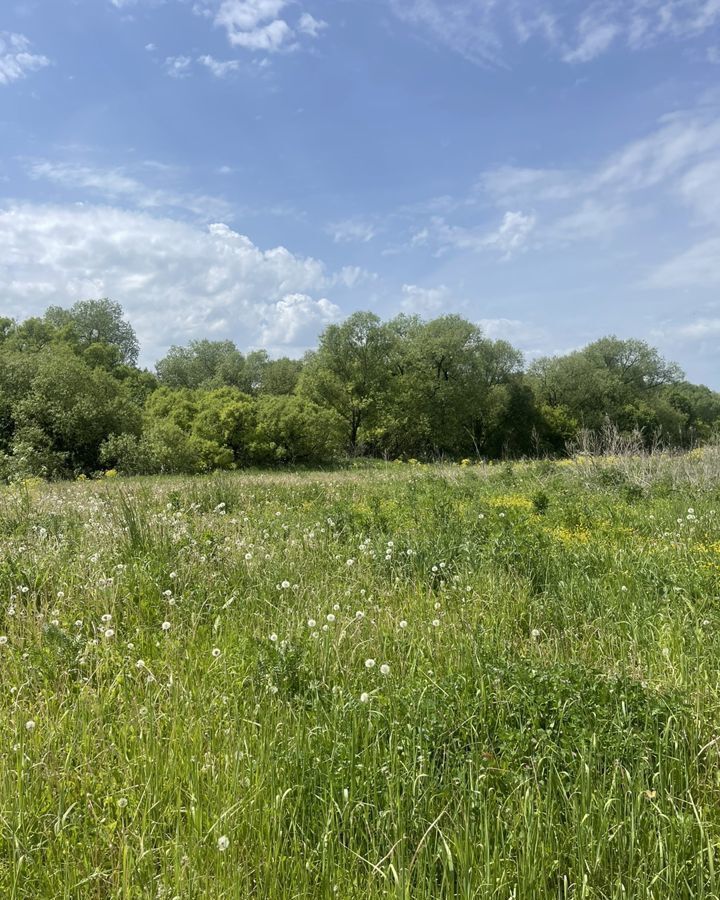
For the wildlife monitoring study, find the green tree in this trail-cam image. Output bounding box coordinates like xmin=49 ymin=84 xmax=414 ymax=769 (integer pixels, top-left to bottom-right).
xmin=299 ymin=312 xmax=395 ymax=451
xmin=44 ymin=299 xmax=140 ymax=366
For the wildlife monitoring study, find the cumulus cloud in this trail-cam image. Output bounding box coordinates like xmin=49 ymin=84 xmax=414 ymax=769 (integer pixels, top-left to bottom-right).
xmin=259 ymin=293 xmax=340 ymax=349
xmin=0 ymin=203 xmax=346 ymax=363
xmin=400 ymin=283 xmax=450 ymax=313
xmin=205 ymin=0 xmax=325 ymax=52
xmin=0 ymin=32 xmax=50 ymax=86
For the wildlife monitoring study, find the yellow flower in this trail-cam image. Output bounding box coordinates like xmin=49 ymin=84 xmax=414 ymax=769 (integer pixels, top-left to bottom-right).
xmin=488 ymin=495 xmax=534 ymax=512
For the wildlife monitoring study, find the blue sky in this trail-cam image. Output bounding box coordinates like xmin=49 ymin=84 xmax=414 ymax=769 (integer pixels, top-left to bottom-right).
xmin=1 ymin=0 xmax=719 ymax=386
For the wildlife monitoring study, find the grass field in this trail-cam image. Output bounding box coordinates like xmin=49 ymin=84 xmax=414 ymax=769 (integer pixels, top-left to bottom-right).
xmin=1 ymin=451 xmax=720 ymax=898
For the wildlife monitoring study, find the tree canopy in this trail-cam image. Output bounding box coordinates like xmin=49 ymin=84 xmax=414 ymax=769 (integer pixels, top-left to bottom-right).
xmin=0 ymin=299 xmax=716 ymax=480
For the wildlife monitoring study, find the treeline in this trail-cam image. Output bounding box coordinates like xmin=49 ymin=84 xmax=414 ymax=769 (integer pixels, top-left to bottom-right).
xmin=0 ymin=300 xmax=718 ymax=479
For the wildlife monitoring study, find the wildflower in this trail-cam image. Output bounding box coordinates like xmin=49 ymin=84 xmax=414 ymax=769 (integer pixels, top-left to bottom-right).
xmin=531 ymin=628 xmax=541 ymax=639
xmin=218 ymin=835 xmax=230 ymax=851
xmin=169 ymin=572 xmax=178 ymax=579
xmin=307 ymin=618 xmax=316 ymax=628
xmin=74 ymin=620 xmax=83 ymax=628
xmin=432 ymin=619 xmax=440 ymax=628
xmin=101 ymin=613 xmax=112 ymax=623
xmin=326 ymin=614 xmax=336 ymax=623
xmin=117 ymin=798 xmax=128 ymax=809
xmin=136 ymin=659 xmax=145 ymax=669
xmin=380 ymin=664 xmax=390 ymax=676
xmin=269 ymin=633 xmax=278 ymax=642
xmin=104 ymin=628 xmax=115 ymax=639
xmin=355 ymin=611 xmax=364 ymax=620
xmin=25 ymin=720 xmax=36 ymax=732
xmin=212 ymin=648 xmax=221 ymax=658
xmin=399 ymin=620 xmax=408 ymax=629
xmin=360 ymin=692 xmax=370 ymax=703
xmin=365 ymin=658 xmax=376 ymax=669
xmin=280 ymin=580 xmax=291 ymax=589
xmin=0 ymin=636 xmax=7 ymax=646
xmin=161 ymin=621 xmax=171 ymax=631
xmin=346 ymin=558 xmax=355 ymax=567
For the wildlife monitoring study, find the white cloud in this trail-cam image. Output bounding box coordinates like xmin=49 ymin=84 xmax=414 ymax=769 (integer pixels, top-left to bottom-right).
xmin=397 ymin=210 xmax=536 ymax=259
xmin=0 ymin=203 xmax=345 ymax=362
xmin=482 ymin=210 xmax=536 ymax=259
xmin=0 ymin=32 xmax=50 ymax=86
xmin=389 ymin=0 xmax=503 ymax=66
xmin=563 ymin=17 xmax=619 ymax=63
xmin=212 ymin=0 xmax=294 ymax=51
xmin=259 ymin=293 xmax=340 ymax=349
xmin=329 ymin=218 xmax=377 ymax=244
xmin=400 ymin=283 xmax=449 ymax=313
xmin=26 ymin=159 xmax=233 ymax=220
xmin=298 ymin=12 xmax=327 ymax=37
xmin=165 ymin=55 xmax=193 ymax=77
xmin=388 ymin=0 xmax=720 ymax=66
xmin=198 ymin=54 xmax=241 ymax=76
xmin=477 ymin=317 xmax=547 ymax=346
xmin=480 ymin=105 xmax=720 ymax=228
xmin=676 ymin=158 xmax=720 ymax=221
xmin=673 ymin=318 xmax=720 ymax=339
xmin=545 ymin=200 xmax=629 ymax=243
xmin=644 ymin=237 xmax=720 ymax=288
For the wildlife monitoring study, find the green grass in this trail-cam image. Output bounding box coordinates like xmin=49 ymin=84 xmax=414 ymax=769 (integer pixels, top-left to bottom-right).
xmin=1 ymin=455 xmax=720 ymax=898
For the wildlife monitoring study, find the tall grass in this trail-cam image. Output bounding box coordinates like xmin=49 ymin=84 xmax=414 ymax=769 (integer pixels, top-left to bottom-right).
xmin=0 ymin=456 xmax=719 ymax=897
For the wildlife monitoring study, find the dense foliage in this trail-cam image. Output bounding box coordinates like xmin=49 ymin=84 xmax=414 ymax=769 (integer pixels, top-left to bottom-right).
xmin=1 ymin=455 xmax=720 ymax=896
xmin=0 ymin=300 xmax=718 ymax=479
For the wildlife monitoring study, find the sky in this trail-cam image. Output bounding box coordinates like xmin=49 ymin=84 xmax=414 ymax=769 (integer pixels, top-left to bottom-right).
xmin=1 ymin=0 xmax=719 ymax=386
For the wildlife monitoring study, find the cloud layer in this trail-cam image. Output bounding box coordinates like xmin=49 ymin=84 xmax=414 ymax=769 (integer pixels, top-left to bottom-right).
xmin=0 ymin=203 xmax=341 ymax=363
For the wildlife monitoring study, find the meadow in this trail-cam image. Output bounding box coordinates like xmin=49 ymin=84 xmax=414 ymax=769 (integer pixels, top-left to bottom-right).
xmin=1 ymin=450 xmax=720 ymax=899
